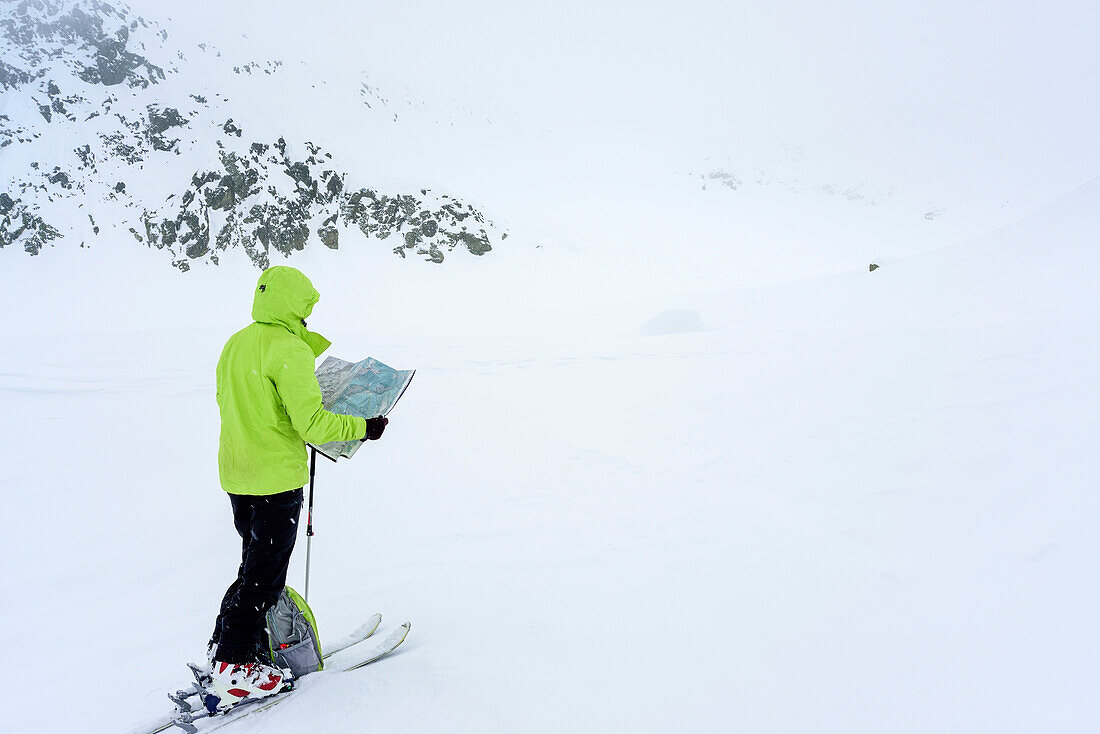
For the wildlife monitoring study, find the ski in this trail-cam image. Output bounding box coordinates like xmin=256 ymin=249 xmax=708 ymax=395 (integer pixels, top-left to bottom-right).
xmin=344 ymin=621 xmax=411 ymax=670
xmin=176 ymin=613 xmax=382 ymax=704
xmin=323 ymin=612 xmax=383 ymax=659
xmin=134 ymin=613 xmax=384 ymax=734
xmin=177 ymin=623 xmax=410 ymax=732
xmin=172 ymin=687 xmax=294 ymax=733
xmin=191 ymin=629 xmax=411 ymax=730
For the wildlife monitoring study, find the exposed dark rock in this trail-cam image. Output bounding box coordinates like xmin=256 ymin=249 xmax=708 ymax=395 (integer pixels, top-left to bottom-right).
xmin=100 ymin=131 xmax=142 ymax=163
xmin=205 ymin=185 xmax=233 ymax=211
xmin=185 ymin=238 xmax=207 ymax=259
xmin=0 ymin=59 xmax=32 ymax=90
xmin=24 ymin=216 xmax=62 ymax=254
xmin=216 ymin=151 xmax=260 ymax=202
xmin=1 ymin=2 xmax=505 ymax=270
xmin=285 ymin=161 xmax=314 ymax=191
xmin=76 ymin=27 xmax=165 ymax=88
xmin=424 ymin=244 xmax=444 ymax=263
xmin=318 ymin=224 xmax=339 ymax=249
xmin=47 ymin=169 xmax=71 ymax=188
xmin=323 ymin=171 xmax=343 ymax=198
xmin=146 ymin=104 xmax=187 ymax=152
xmin=1 ymin=194 xmax=62 ymax=255
xmin=0 ymin=1 xmax=169 ymax=92
xmin=75 ymin=143 xmax=95 ymax=169
xmin=448 ymin=230 xmax=492 ymax=256
xmin=0 ymin=113 xmax=28 ymax=148
xmin=245 ymin=199 xmax=309 ymax=257
xmin=147 ymin=105 xmax=187 ymax=135
xmin=191 ymin=170 xmax=219 ymax=188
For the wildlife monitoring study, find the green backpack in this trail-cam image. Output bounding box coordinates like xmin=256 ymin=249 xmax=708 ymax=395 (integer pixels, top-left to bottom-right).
xmin=261 ymin=586 xmax=323 ymax=678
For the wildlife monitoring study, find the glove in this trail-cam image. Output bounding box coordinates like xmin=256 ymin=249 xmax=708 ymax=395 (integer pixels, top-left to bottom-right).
xmin=362 ymin=415 xmax=388 ymax=441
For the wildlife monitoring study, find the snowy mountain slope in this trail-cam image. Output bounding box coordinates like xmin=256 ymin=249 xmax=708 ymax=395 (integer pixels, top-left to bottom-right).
xmin=2 ymin=0 xmax=1099 ymax=731
xmin=7 ymin=0 xmax=1098 ymax=287
xmin=0 ymin=0 xmax=504 ymax=268
xmin=1 ymin=173 xmax=1096 ymax=733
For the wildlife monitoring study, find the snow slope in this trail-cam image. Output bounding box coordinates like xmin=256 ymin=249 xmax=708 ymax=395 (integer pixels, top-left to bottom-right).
xmin=6 ymin=0 xmax=1099 ymax=282
xmin=2 ymin=1 xmax=1099 ymax=732
xmin=1 ymin=173 xmax=1097 ymax=732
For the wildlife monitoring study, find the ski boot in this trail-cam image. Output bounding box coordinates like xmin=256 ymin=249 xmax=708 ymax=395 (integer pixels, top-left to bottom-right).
xmin=203 ymin=659 xmax=288 ymax=714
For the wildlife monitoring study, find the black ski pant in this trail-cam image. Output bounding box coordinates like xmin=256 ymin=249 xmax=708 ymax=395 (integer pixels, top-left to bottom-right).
xmin=211 ymin=488 xmax=303 ymax=664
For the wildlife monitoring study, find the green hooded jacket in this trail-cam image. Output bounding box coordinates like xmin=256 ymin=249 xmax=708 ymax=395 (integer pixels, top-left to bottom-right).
xmin=216 ymin=266 xmax=367 ymax=495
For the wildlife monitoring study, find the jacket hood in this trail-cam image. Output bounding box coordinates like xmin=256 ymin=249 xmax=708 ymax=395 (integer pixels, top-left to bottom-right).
xmin=251 ymin=266 xmax=331 ymax=357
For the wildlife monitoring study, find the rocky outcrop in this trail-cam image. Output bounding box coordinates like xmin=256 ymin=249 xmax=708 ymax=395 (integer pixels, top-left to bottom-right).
xmin=146 ymin=105 xmax=188 ymax=152
xmin=0 ymin=192 xmax=62 ymax=254
xmin=0 ymin=0 xmax=505 ymax=268
xmin=2 ymin=0 xmax=165 ymax=89
xmin=139 ymin=131 xmax=497 ymax=271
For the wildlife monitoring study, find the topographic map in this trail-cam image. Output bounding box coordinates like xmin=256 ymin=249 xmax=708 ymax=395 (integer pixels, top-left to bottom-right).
xmin=312 ymin=356 xmax=415 ymax=461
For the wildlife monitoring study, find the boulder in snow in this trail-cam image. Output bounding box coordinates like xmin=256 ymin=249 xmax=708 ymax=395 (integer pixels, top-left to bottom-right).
xmin=640 ymin=309 xmax=706 ymax=336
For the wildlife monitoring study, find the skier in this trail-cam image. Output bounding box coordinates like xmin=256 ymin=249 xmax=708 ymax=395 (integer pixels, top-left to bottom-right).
xmin=206 ymin=265 xmax=387 ymax=711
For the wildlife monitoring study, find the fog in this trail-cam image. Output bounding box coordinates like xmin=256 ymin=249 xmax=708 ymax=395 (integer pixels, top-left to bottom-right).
xmin=127 ymin=0 xmax=1100 ymax=194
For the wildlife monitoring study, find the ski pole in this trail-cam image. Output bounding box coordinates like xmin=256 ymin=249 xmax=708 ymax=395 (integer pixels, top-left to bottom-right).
xmin=304 ymin=446 xmax=317 ymax=603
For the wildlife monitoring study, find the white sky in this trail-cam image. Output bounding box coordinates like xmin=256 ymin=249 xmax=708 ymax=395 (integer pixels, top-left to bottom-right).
xmin=7 ymin=0 xmax=1098 ymax=291
xmin=126 ymin=0 xmax=1100 ymax=189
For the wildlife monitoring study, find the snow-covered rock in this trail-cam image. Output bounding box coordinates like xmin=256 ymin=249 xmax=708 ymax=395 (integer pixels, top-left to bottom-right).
xmin=0 ymin=0 xmax=503 ymax=269
xmin=640 ymin=308 xmax=706 ymax=336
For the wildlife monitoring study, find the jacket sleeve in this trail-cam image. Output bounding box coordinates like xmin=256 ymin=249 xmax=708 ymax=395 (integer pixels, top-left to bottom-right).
xmin=271 ymin=341 xmax=368 ymax=444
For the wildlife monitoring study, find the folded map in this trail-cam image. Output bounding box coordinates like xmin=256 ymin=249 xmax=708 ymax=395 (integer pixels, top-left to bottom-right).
xmin=310 ymin=355 xmax=415 ymax=461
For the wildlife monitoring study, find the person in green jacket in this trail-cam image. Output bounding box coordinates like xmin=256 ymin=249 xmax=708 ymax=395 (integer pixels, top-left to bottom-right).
xmin=206 ymin=266 xmax=387 ymax=710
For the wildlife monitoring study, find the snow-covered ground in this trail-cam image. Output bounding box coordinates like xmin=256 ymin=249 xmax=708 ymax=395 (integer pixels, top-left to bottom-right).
xmin=2 ymin=1 xmax=1099 ymax=732
xmin=2 ymin=175 xmax=1097 ymax=732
